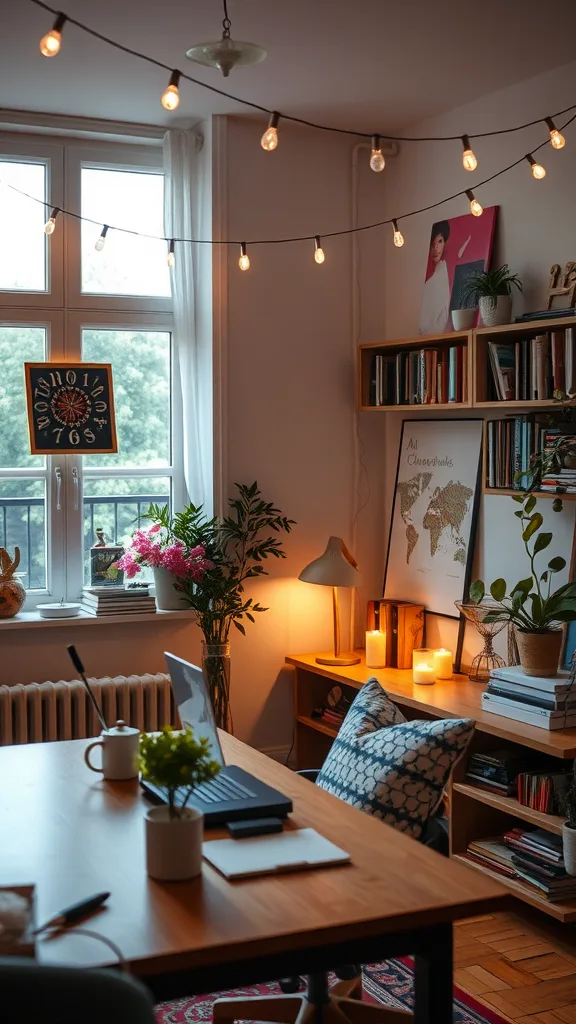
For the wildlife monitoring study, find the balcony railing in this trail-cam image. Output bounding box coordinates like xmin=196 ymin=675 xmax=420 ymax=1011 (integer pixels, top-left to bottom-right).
xmin=0 ymin=494 xmax=169 ymax=590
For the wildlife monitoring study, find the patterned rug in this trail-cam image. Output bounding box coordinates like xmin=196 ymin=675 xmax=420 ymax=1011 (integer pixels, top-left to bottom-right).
xmin=156 ymin=958 xmax=508 ymax=1024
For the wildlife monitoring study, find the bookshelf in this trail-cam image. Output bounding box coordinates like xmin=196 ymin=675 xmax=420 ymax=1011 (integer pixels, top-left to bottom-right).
xmin=473 ymin=315 xmax=576 ymax=407
xmin=358 ymin=331 xmax=473 ymax=411
xmin=288 ymin=653 xmax=576 ymax=922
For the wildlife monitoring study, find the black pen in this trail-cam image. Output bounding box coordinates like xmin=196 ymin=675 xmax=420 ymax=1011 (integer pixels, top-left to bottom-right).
xmin=34 ymin=891 xmax=110 ymax=934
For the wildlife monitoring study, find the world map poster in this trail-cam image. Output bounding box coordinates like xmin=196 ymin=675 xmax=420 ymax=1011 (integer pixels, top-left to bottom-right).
xmin=384 ymin=419 xmax=483 ymax=618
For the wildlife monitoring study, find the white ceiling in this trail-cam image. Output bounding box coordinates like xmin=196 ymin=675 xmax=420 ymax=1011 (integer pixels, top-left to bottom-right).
xmin=3 ymin=0 xmax=576 ymax=132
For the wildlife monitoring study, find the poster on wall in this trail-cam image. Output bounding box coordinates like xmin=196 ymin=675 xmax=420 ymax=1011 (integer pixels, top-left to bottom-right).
xmin=383 ymin=418 xmax=483 ymax=618
xmin=419 ymin=206 xmax=498 ymax=336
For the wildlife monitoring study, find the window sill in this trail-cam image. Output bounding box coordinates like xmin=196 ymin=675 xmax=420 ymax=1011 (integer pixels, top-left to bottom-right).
xmin=0 ymin=609 xmax=195 ymax=632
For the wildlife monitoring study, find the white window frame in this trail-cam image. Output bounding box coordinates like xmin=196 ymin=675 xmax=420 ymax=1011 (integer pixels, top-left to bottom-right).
xmin=0 ymin=134 xmax=182 ymax=609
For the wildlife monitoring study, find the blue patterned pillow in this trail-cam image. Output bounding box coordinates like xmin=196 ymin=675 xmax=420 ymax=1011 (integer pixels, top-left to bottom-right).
xmin=316 ymin=680 xmax=474 ymax=839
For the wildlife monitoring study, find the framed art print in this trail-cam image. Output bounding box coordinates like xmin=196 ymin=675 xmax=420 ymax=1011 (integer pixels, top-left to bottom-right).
xmin=25 ymin=363 xmax=117 ymax=455
xmin=383 ymin=418 xmax=483 ymax=618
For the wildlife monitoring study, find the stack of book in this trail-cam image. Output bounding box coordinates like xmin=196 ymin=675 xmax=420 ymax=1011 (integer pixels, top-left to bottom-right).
xmin=485 ymin=416 xmax=544 ymax=490
xmin=505 ymin=828 xmax=576 ymax=902
xmin=540 ymin=425 xmax=576 ymax=494
xmin=481 ymin=666 xmax=576 ymax=731
xmin=369 ymin=345 xmax=468 ymax=406
xmin=487 ymin=326 xmax=576 ymax=401
xmin=464 ymin=837 xmax=517 ymax=879
xmin=466 ymin=749 xmax=532 ymax=796
xmin=81 ymin=586 xmax=157 ymax=617
xmin=312 ymin=692 xmax=352 ymax=729
xmin=517 ymin=769 xmax=571 ymax=814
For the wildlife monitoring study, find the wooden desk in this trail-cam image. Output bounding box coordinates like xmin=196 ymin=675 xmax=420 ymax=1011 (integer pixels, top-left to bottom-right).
xmin=0 ymin=734 xmax=505 ymax=1023
xmin=287 ymin=653 xmax=576 ymax=923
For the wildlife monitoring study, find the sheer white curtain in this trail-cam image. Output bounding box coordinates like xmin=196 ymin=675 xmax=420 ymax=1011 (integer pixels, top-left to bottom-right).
xmin=163 ymin=128 xmax=213 ymax=515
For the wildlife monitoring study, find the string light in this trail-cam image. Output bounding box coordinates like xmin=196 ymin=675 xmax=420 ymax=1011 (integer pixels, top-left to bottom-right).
xmin=370 ymin=135 xmax=385 ymax=172
xmin=39 ymin=13 xmax=66 ymax=56
xmin=461 ymin=134 xmax=478 ymax=171
xmin=526 ymin=153 xmax=546 ymax=179
xmin=465 ymin=190 xmax=483 ymax=217
xmin=95 ymin=225 xmax=109 ymax=251
xmin=313 ymin=236 xmax=325 ymax=264
xmin=261 ymin=112 xmax=280 ymax=151
xmin=167 ymin=239 xmax=175 ymax=268
xmin=44 ymin=207 xmax=60 ymax=234
xmin=161 ymin=70 xmax=181 ymax=111
xmin=545 ymin=117 xmax=566 ymax=150
xmin=392 ymin=219 xmax=404 ymax=247
xmin=238 ymin=242 xmax=250 ymax=271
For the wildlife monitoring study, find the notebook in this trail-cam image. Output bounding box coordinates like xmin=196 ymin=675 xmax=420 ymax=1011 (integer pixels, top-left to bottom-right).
xmin=203 ymin=827 xmax=351 ymax=879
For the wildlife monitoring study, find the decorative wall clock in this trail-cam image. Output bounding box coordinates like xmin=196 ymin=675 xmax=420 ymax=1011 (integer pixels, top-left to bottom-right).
xmin=24 ymin=363 xmax=118 ymax=455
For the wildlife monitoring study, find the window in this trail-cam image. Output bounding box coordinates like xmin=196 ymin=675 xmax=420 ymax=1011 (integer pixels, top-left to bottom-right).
xmin=0 ymin=136 xmax=181 ymax=607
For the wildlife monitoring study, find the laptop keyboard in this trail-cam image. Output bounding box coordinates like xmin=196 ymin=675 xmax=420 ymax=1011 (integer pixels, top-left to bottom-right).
xmin=177 ymin=773 xmax=257 ymax=804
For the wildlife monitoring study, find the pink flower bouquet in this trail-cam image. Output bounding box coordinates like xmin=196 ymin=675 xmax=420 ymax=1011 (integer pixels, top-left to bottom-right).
xmin=115 ymin=526 xmax=214 ymax=583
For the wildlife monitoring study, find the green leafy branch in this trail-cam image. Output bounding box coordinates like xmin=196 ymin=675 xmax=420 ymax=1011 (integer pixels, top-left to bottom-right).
xmin=139 ymin=726 xmax=221 ymax=820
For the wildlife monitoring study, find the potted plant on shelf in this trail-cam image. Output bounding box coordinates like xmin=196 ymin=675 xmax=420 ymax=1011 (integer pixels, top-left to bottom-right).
xmin=115 ymin=526 xmax=214 ymax=611
xmin=460 ymin=264 xmax=522 ymax=327
xmin=469 ymin=492 xmax=576 ymax=677
xmin=140 ymin=726 xmax=221 ymax=881
xmin=141 ymin=482 xmax=294 ymax=731
xmin=561 ymin=763 xmax=576 ymax=876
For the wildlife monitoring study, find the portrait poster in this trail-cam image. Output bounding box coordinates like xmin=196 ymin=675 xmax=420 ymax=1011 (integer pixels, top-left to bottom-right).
xmin=419 ymin=206 xmax=498 ymax=336
xmin=383 ymin=419 xmax=483 ymax=618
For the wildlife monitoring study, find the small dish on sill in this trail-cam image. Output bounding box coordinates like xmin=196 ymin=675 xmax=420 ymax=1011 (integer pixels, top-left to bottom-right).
xmin=37 ymin=603 xmax=82 ymax=619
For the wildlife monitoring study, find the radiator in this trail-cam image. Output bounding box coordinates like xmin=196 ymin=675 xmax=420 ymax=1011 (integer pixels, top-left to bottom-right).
xmin=0 ymin=674 xmax=179 ymax=745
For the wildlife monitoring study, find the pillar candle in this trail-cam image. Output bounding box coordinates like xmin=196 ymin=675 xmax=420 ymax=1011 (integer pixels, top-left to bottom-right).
xmin=412 ymin=661 xmax=435 ymax=685
xmin=433 ymin=648 xmax=453 ymax=680
xmin=365 ymin=630 xmax=386 ymax=668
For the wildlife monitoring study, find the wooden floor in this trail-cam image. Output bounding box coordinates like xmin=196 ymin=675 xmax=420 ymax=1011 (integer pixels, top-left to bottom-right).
xmin=455 ymin=906 xmax=576 ymax=1022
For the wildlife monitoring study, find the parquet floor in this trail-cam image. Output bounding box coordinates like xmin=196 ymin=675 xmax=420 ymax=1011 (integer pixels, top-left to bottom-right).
xmin=455 ymin=906 xmax=576 ymax=1022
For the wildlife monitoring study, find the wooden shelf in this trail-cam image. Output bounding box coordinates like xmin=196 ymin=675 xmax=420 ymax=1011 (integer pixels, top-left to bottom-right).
xmin=475 ymin=399 xmax=576 ymax=410
xmin=483 ymin=488 xmax=576 ymax=500
xmin=452 ymin=853 xmax=576 ymax=923
xmin=360 ymin=402 xmax=470 ymax=413
xmin=453 ymin=781 xmax=564 ymax=836
xmin=296 ymin=714 xmax=338 ymax=739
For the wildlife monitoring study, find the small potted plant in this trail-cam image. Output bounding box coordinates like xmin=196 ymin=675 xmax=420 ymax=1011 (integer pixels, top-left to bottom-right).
xmin=460 ymin=264 xmax=522 ymax=327
xmin=561 ymin=764 xmax=576 ymax=876
xmin=115 ymin=526 xmax=214 ymax=611
xmin=470 ymin=492 xmax=576 ymax=676
xmin=140 ymin=726 xmax=221 ymax=881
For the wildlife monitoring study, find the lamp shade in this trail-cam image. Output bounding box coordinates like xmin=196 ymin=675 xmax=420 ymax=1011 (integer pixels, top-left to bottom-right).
xmin=298 ymin=536 xmax=359 ymax=588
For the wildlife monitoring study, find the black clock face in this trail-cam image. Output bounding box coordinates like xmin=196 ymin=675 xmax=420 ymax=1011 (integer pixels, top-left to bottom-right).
xmin=25 ymin=363 xmax=117 ymax=454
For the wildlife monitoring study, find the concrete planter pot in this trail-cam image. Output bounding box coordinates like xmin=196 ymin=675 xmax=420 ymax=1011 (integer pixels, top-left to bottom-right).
xmin=153 ymin=567 xmax=189 ymax=610
xmin=145 ymin=805 xmax=204 ymax=881
xmin=479 ymin=295 xmax=512 ymax=327
xmin=563 ymin=823 xmax=576 ymax=877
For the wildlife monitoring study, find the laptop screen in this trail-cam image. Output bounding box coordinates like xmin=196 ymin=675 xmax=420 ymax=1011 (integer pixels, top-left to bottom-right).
xmin=164 ymin=653 xmax=225 ymax=767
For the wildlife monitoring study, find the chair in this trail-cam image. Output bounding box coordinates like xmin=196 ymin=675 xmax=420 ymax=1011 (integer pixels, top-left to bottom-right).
xmin=0 ymin=959 xmax=156 ymax=1024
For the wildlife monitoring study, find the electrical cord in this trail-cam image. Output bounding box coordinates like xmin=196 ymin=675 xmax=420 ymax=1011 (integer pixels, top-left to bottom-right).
xmin=38 ymin=926 xmax=127 ymax=972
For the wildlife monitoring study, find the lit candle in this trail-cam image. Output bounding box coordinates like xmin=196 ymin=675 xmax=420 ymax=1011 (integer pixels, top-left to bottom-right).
xmin=413 ymin=662 xmax=435 ymax=685
xmin=365 ymin=630 xmax=386 ymax=668
xmin=433 ymin=648 xmax=453 ymax=680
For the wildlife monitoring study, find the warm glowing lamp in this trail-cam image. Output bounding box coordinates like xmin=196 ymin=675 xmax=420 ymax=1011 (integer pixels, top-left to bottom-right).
xmin=299 ymin=536 xmax=360 ymax=666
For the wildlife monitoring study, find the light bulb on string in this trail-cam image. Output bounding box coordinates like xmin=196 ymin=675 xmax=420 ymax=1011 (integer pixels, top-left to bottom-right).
xmin=392 ymin=219 xmax=404 ymax=247
xmin=44 ymin=207 xmax=60 ymax=235
xmin=313 ymin=236 xmax=325 ymax=264
xmin=465 ymin=190 xmax=483 ymax=217
xmin=161 ymin=70 xmax=181 ymax=111
xmin=261 ymin=112 xmax=279 ymax=151
xmin=526 ymin=153 xmax=546 ymax=179
xmin=461 ymin=134 xmax=477 ymax=171
xmin=95 ymin=225 xmax=109 ymax=252
xmin=167 ymin=239 xmax=176 ymax=269
xmin=239 ymin=242 xmax=250 ymax=271
xmin=545 ymin=117 xmax=566 ymax=150
xmin=370 ymin=135 xmax=385 ymax=172
xmin=40 ymin=13 xmax=67 ymax=56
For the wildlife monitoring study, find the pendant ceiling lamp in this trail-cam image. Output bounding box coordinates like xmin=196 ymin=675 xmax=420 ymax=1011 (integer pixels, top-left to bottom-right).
xmin=185 ymin=0 xmax=267 ymax=78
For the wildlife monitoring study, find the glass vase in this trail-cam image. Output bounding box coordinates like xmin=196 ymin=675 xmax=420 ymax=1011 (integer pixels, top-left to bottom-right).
xmin=201 ymin=641 xmax=232 ymax=733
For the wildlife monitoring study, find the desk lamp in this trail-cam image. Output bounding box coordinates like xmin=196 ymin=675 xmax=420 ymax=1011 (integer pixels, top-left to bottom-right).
xmin=299 ymin=536 xmax=360 ymax=666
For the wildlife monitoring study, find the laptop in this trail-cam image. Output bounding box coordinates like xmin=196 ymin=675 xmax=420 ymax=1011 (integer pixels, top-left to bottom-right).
xmin=140 ymin=653 xmax=293 ymax=825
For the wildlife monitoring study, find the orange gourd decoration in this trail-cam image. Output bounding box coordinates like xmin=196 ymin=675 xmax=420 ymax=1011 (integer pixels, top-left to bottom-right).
xmin=0 ymin=547 xmax=26 ymax=619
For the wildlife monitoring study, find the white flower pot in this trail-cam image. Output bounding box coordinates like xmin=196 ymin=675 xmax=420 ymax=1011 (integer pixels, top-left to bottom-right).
xmin=145 ymin=805 xmax=204 ymax=881
xmin=479 ymin=295 xmax=512 ymax=327
xmin=451 ymin=308 xmax=476 ymax=330
xmin=563 ymin=823 xmax=576 ymax=876
xmin=153 ymin=567 xmax=189 ymax=611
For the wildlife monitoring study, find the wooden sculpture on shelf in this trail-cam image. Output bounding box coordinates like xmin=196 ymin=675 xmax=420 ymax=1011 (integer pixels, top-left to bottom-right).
xmin=0 ymin=547 xmax=25 ymax=619
xmin=547 ymin=262 xmax=576 ymax=310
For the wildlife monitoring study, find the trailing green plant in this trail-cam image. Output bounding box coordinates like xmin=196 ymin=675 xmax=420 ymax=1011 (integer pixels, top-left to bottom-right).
xmin=561 ymin=763 xmax=576 ymax=829
xmin=460 ymin=264 xmax=522 ymax=308
xmin=139 ymin=726 xmax=221 ymax=820
xmin=469 ymin=492 xmax=576 ymax=631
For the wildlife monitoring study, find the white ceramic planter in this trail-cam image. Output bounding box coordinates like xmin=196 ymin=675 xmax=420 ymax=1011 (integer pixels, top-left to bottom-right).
xmin=479 ymin=295 xmax=512 ymax=327
xmin=153 ymin=567 xmax=189 ymax=611
xmin=451 ymin=308 xmax=476 ymax=330
xmin=563 ymin=823 xmax=576 ymax=876
xmin=145 ymin=805 xmax=204 ymax=881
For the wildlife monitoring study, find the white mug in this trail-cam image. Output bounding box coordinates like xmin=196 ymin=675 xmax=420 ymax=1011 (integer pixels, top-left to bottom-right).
xmin=84 ymin=720 xmax=140 ymax=780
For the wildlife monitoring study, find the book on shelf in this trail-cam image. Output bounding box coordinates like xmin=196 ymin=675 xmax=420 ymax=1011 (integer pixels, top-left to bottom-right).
xmin=466 ymin=830 xmax=576 ymax=901
xmin=81 ymin=586 xmax=157 ymax=616
xmin=367 ymin=345 xmax=467 ymax=407
xmin=485 ymin=327 xmax=576 ymax=403
xmin=516 ymin=770 xmax=571 ymax=815
xmin=490 ymin=666 xmax=573 ymax=694
xmin=481 ymin=691 xmax=576 ymax=730
xmin=515 ymin=308 xmax=576 ymax=324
